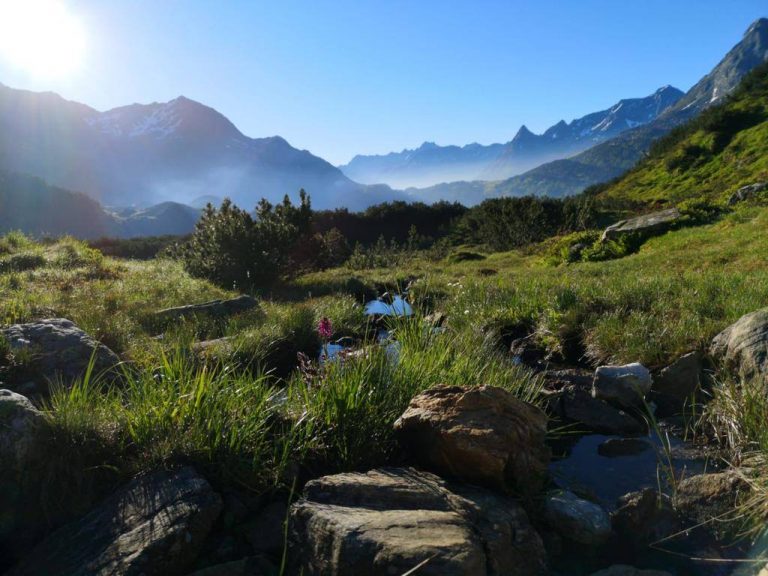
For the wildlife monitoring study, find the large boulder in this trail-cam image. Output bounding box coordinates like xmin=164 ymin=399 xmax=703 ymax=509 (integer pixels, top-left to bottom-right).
xmin=651 ymin=352 xmax=702 ymax=415
xmin=553 ymin=386 xmax=645 ymax=435
xmin=543 ymin=490 xmax=612 ymax=546
xmin=7 ymin=467 xmax=222 ymax=576
xmin=601 ymin=208 xmax=681 ymax=243
xmin=674 ymin=470 xmax=749 ymax=525
xmin=710 ymin=309 xmax=768 ymax=381
xmin=0 ymin=390 xmax=44 ymax=560
xmin=592 ymin=363 xmax=652 ymax=409
xmin=393 ymin=385 xmax=550 ymax=493
xmin=288 ymin=467 xmax=546 ymax=576
xmin=155 ymin=296 xmax=260 ymax=323
xmin=1 ymin=319 xmax=120 ymax=391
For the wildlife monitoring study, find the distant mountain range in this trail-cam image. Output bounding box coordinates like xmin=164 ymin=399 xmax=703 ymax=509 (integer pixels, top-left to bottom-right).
xmin=0 ymin=86 xmax=398 ymax=211
xmin=0 ymin=170 xmax=201 ymax=238
xmin=410 ymin=17 xmax=768 ymax=204
xmin=340 ymin=86 xmax=683 ymax=189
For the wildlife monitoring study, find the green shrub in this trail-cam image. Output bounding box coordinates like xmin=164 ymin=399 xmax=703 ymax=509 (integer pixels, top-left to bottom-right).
xmin=0 ymin=252 xmax=46 ymax=274
xmin=446 ymin=250 xmax=486 ymax=263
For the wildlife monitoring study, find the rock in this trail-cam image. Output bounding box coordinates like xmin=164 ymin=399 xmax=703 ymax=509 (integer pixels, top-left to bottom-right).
xmin=289 ymin=467 xmax=547 ymax=576
xmin=393 ymin=385 xmax=550 ymax=493
xmin=156 ymin=295 xmax=260 ymax=323
xmin=674 ymin=470 xmax=749 ymax=525
xmin=7 ymin=467 xmax=222 ymax=576
xmin=651 ymin=352 xmax=702 ymax=415
xmin=245 ymin=501 xmax=287 ymax=556
xmin=192 ymin=337 xmax=234 ymax=357
xmin=589 ymin=566 xmax=673 ymax=576
xmin=0 ymin=390 xmax=44 ymax=558
xmin=592 ymin=363 xmax=652 ymax=408
xmin=728 ymin=182 xmax=767 ymax=205
xmin=543 ymin=490 xmax=612 ymax=546
xmin=710 ymin=308 xmax=768 ymax=380
xmin=601 ymin=208 xmax=681 ymax=243
xmin=186 ymin=556 xmax=275 ymax=576
xmin=553 ymin=386 xmax=646 ymax=435
xmin=597 ymin=438 xmax=652 ymax=458
xmin=542 ymin=368 xmax=594 ymax=391
xmin=0 ymin=319 xmax=120 ymax=391
xmin=510 ymin=337 xmax=546 ymax=367
xmin=611 ymin=489 xmax=680 ymax=549
xmin=568 ymin=242 xmax=589 ymax=261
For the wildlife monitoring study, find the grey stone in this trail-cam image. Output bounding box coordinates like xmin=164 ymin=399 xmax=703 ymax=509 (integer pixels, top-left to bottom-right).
xmin=601 ymin=208 xmax=681 ymax=242
xmin=289 ymin=467 xmax=547 ymax=576
xmin=1 ymin=319 xmax=120 ymax=390
xmin=543 ymin=489 xmax=611 ymax=546
xmin=592 ymin=363 xmax=652 ymax=408
xmin=728 ymin=182 xmax=768 ymax=205
xmin=7 ymin=467 xmax=222 ymax=576
xmin=710 ymin=308 xmax=768 ymax=381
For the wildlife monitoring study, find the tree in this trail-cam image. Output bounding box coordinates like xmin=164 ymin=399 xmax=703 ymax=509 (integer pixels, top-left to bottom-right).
xmin=178 ymin=193 xmax=311 ymax=289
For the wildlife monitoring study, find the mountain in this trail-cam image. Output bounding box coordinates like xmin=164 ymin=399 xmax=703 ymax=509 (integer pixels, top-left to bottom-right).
xmin=341 ymin=141 xmax=506 ymax=189
xmin=0 ymin=169 xmax=201 ymax=238
xmin=484 ymin=17 xmax=768 ymax=200
xmin=340 ymin=86 xmax=683 ymax=189
xmin=0 ymin=86 xmax=399 ymax=210
xmin=593 ymin=59 xmax=768 ymax=207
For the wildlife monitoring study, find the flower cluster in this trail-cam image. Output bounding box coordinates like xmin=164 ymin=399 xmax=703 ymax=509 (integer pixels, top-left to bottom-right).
xmin=318 ymin=317 xmax=333 ymax=341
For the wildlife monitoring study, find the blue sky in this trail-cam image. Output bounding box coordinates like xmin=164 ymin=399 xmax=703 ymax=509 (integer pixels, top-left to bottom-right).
xmin=0 ymin=0 xmax=765 ymax=164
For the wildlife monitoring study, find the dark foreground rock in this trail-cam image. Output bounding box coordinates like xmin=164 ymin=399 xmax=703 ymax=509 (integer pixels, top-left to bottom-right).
xmin=611 ymin=489 xmax=680 ymax=550
xmin=601 ymin=208 xmax=681 ymax=243
xmin=1 ymin=319 xmax=120 ymax=391
xmin=156 ymin=295 xmax=260 ymax=322
xmin=7 ymin=467 xmax=222 ymax=576
xmin=651 ymin=352 xmax=702 ymax=415
xmin=0 ymin=390 xmax=44 ymax=558
xmin=710 ymin=308 xmax=768 ymax=380
xmin=552 ymin=386 xmax=645 ymax=435
xmin=186 ymin=556 xmax=275 ymax=576
xmin=288 ymin=467 xmax=546 ymax=576
xmin=393 ymin=385 xmax=550 ymax=493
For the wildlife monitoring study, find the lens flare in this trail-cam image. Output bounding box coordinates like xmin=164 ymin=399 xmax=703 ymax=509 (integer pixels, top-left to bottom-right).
xmin=0 ymin=0 xmax=86 ymax=78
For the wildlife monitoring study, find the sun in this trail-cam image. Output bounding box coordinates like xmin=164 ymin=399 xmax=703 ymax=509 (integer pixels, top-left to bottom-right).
xmin=0 ymin=0 xmax=86 ymax=78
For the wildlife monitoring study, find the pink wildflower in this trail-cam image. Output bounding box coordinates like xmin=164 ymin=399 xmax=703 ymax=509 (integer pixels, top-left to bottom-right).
xmin=318 ymin=317 xmax=333 ymax=341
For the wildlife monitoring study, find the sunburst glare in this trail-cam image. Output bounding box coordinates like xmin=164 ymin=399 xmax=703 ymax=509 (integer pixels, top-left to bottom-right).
xmin=0 ymin=0 xmax=86 ymax=78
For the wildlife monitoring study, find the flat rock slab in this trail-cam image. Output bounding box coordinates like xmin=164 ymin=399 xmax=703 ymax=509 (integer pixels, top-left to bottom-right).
xmin=289 ymin=467 xmax=546 ymax=576
xmin=710 ymin=308 xmax=768 ymax=381
xmin=1 ymin=319 xmax=120 ymax=389
xmin=601 ymin=208 xmax=681 ymax=242
xmin=592 ymin=363 xmax=652 ymax=409
xmin=393 ymin=385 xmax=549 ymax=493
xmin=7 ymin=467 xmax=222 ymax=576
xmin=674 ymin=471 xmax=749 ymax=525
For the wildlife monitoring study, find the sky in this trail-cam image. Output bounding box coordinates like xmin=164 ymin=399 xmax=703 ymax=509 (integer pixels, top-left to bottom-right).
xmin=0 ymin=0 xmax=765 ymax=165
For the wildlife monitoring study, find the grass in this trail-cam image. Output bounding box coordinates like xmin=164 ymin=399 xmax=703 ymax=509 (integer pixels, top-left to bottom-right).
xmin=3 ymin=200 xmax=768 ymax=539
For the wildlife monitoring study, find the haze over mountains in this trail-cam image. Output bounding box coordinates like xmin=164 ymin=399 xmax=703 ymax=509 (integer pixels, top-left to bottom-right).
xmin=0 ymin=18 xmax=766 ymax=239
xmin=340 ymin=85 xmax=684 ymax=189
xmin=0 ymin=85 xmax=399 ymax=211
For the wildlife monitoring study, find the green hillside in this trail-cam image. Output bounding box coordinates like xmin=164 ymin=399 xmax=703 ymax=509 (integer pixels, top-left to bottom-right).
xmin=596 ymin=62 xmax=768 ymax=206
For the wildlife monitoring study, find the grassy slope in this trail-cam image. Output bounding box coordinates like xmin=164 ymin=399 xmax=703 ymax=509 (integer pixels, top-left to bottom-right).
xmin=596 ymin=67 xmax=768 ymax=206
